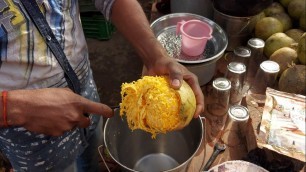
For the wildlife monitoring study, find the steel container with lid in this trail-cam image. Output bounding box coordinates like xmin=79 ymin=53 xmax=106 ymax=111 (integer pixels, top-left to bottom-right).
xmin=250 ymin=60 xmax=280 ymax=95
xmin=247 ymin=38 xmax=265 ymax=77
xmin=228 ymin=105 xmax=249 ymax=122
xmin=234 ymin=46 xmax=251 ymax=58
xmin=260 ymin=60 xmax=280 ymax=73
xmin=228 ymin=105 xmax=250 ymax=136
xmin=206 ymin=77 xmax=231 ymax=138
xmin=225 ymin=62 xmax=246 ymax=105
xmin=233 ymin=46 xmax=251 ymax=78
xmin=247 ymin=38 xmax=265 ymax=61
xmin=227 ymin=62 xmax=247 ymax=74
xmin=207 ymin=77 xmax=231 ymax=116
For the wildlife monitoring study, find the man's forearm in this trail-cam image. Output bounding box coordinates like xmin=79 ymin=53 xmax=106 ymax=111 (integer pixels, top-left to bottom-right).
xmin=110 ymin=0 xmax=166 ymax=68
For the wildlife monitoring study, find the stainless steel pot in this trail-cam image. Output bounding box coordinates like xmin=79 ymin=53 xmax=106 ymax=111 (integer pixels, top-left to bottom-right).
xmin=170 ymin=0 xmax=214 ymax=19
xmin=103 ymin=109 xmax=204 ymax=172
xmin=213 ymin=0 xmax=272 ymax=17
xmin=213 ymin=7 xmax=262 ymax=51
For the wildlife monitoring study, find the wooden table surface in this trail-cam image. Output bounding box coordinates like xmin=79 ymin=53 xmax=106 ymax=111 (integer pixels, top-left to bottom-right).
xmin=150 ymin=2 xmax=305 ymax=171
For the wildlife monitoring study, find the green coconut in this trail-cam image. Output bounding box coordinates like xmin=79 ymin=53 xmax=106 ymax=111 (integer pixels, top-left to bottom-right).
xmin=264 ymin=32 xmax=296 ymax=58
xmin=285 ymin=29 xmax=305 ymax=42
xmin=269 ymin=47 xmax=298 ymax=76
xmin=255 ymin=17 xmax=284 ymax=41
xmin=278 ymin=65 xmax=306 ymax=95
xmin=279 ymin=0 xmax=291 ymax=7
xmin=288 ymin=0 xmax=306 ymax=20
xmin=297 ymin=33 xmax=306 ymax=64
xmin=300 ymin=10 xmax=306 ymax=31
xmin=264 ymin=2 xmax=285 ymax=16
xmin=269 ymin=12 xmax=293 ymax=32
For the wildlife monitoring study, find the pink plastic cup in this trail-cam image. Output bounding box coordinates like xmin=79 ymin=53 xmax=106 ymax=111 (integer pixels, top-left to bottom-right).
xmin=176 ymin=20 xmax=213 ymax=56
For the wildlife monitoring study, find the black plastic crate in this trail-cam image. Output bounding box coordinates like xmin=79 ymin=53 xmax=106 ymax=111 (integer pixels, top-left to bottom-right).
xmin=80 ymin=12 xmax=115 ymax=40
xmin=79 ymin=0 xmax=97 ymax=12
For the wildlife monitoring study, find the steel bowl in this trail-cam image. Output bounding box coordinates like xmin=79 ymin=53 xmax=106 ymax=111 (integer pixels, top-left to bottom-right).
xmin=150 ymin=13 xmax=228 ymax=85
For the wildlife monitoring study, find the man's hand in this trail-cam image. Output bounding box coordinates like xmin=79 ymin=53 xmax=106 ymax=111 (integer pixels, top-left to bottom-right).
xmin=110 ymin=0 xmax=204 ymax=118
xmin=143 ymin=56 xmax=205 ymax=118
xmin=5 ymin=88 xmax=113 ymax=136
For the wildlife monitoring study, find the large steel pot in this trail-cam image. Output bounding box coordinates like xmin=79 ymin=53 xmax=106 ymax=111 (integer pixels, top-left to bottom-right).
xmin=170 ymin=0 xmax=214 ymax=19
xmin=213 ymin=6 xmax=263 ymax=51
xmin=213 ymin=0 xmax=272 ymax=17
xmin=103 ymin=109 xmax=204 ymax=172
xmin=150 ymin=13 xmax=228 ymax=86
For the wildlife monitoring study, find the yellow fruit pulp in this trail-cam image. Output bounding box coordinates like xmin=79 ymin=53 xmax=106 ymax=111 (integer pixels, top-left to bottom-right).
xmin=119 ymin=76 xmax=196 ymax=138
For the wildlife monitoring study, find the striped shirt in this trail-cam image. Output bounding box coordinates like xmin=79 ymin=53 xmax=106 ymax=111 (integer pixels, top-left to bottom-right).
xmin=0 ymin=0 xmax=115 ymax=171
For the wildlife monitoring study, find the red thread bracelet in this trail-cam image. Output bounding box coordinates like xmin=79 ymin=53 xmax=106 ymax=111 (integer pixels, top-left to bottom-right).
xmin=2 ymin=91 xmax=9 ymax=127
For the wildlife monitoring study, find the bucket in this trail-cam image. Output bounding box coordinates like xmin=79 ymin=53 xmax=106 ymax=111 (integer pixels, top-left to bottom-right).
xmin=213 ymin=7 xmax=262 ymax=51
xmin=103 ymin=109 xmax=204 ymax=172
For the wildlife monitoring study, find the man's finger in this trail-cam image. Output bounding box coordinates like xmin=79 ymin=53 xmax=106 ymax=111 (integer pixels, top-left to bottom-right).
xmin=81 ymin=98 xmax=114 ymax=118
xmin=168 ymin=63 xmax=183 ymax=89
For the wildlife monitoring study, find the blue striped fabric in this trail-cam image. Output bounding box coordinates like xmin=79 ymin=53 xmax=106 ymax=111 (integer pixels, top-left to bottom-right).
xmin=0 ymin=0 xmax=115 ymax=171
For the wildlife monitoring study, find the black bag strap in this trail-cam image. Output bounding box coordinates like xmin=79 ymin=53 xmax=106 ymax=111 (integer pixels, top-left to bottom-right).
xmin=20 ymin=0 xmax=81 ymax=94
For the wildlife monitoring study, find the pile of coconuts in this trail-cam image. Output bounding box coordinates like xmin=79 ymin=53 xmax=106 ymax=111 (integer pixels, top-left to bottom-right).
xmin=254 ymin=0 xmax=306 ymax=95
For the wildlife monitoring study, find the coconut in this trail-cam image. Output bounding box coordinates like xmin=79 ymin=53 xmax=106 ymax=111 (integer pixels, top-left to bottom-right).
xmin=176 ymin=80 xmax=197 ymax=128
xmin=288 ymin=0 xmax=305 ymax=20
xmin=279 ymin=0 xmax=291 ymax=7
xmin=255 ymin=17 xmax=284 ymax=41
xmin=297 ymin=33 xmax=306 ymax=64
xmin=120 ymin=76 xmax=196 ymax=137
xmin=257 ymin=11 xmax=266 ymax=20
xmin=300 ymin=10 xmax=306 ymax=31
xmin=269 ymin=47 xmax=298 ymax=76
xmin=264 ymin=2 xmax=285 ymax=16
xmin=278 ymin=65 xmax=306 ymax=95
xmin=285 ymin=29 xmax=305 ymax=42
xmin=264 ymin=32 xmax=296 ymax=58
xmin=269 ymin=12 xmax=293 ymax=32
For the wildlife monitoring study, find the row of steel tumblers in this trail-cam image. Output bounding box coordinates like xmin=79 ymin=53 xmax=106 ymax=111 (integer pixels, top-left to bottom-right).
xmin=204 ymin=37 xmax=280 ymax=148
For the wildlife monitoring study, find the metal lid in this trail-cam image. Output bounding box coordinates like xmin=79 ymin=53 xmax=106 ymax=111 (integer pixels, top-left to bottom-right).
xmin=260 ymin=60 xmax=280 ymax=73
xmin=213 ymin=77 xmax=231 ymax=91
xmin=227 ymin=62 xmax=246 ymax=74
xmin=228 ymin=105 xmax=249 ymax=122
xmin=247 ymin=38 xmax=265 ymax=49
xmin=234 ymin=46 xmax=251 ymax=58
